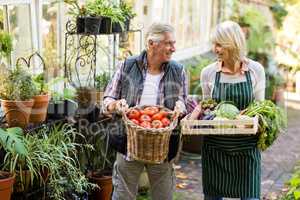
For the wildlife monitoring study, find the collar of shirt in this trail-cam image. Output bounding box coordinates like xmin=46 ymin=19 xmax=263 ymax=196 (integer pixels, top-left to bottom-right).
xmin=138 ymin=50 xmax=168 ymax=73
xmin=216 ymin=58 xmax=249 ymax=75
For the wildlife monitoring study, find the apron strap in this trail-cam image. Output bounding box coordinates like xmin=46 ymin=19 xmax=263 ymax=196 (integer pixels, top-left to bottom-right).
xmin=214 ymin=71 xmax=221 ymax=85
xmin=245 ymin=71 xmax=253 ymax=89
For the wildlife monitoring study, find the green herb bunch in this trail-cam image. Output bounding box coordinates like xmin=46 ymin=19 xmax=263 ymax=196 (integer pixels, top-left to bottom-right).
xmin=0 ymin=65 xmax=37 ymax=100
xmin=244 ymin=100 xmax=287 ymax=150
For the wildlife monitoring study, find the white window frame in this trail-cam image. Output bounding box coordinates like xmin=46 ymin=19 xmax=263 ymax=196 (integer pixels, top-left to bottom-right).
xmin=143 ymin=0 xmax=214 ymax=61
xmin=1 ymin=0 xmax=219 ymax=67
xmin=0 ymin=0 xmax=38 ymax=65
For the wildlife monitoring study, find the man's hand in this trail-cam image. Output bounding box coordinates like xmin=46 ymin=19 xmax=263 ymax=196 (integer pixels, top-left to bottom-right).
xmin=174 ymin=100 xmax=186 ymax=116
xmin=107 ymin=99 xmax=129 ymax=114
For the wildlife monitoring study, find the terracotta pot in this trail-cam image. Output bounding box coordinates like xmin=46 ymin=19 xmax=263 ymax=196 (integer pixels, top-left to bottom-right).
xmin=29 ymin=94 xmax=50 ymax=124
xmin=1 ymin=99 xmax=34 ymax=128
xmin=0 ymin=172 xmax=15 ymax=200
xmin=87 ymin=171 xmax=112 ymax=200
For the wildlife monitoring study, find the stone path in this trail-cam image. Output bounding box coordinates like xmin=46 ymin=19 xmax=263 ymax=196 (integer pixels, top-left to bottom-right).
xmin=175 ymin=107 xmax=300 ymax=200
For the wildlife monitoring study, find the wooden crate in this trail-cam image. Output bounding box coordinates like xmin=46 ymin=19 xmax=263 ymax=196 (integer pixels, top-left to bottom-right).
xmin=181 ymin=115 xmax=258 ymax=135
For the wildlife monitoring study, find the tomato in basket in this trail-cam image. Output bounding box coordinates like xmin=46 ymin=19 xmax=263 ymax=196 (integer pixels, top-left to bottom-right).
xmin=151 ymin=120 xmax=163 ymax=128
xmin=142 ymin=106 xmax=159 ymax=116
xmin=140 ymin=114 xmax=152 ymax=122
xmin=161 ymin=117 xmax=171 ymax=127
xmin=140 ymin=121 xmax=152 ymax=128
xmin=151 ymin=112 xmax=165 ymax=120
xmin=130 ymin=119 xmax=140 ymax=125
xmin=127 ymin=109 xmax=140 ymax=120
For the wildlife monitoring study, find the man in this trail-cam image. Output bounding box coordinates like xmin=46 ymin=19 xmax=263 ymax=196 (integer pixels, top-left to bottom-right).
xmin=103 ymin=22 xmax=188 ymax=200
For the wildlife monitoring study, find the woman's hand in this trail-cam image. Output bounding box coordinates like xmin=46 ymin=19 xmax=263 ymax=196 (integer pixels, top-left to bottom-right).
xmin=189 ymin=104 xmax=202 ymax=120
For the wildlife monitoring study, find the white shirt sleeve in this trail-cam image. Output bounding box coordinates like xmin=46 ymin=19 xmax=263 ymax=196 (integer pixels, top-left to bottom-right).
xmin=252 ymin=62 xmax=266 ymax=101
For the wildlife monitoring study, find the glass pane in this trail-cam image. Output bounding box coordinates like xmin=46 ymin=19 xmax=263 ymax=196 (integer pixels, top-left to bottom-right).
xmin=42 ymin=2 xmax=59 ymax=76
xmin=170 ymin=0 xmax=201 ymax=50
xmin=8 ymin=4 xmax=33 ymax=66
xmin=152 ymin=0 xmax=164 ymax=22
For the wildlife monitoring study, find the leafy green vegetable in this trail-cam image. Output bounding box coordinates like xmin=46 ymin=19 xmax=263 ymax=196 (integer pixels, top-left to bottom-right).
xmin=214 ymin=102 xmax=240 ymax=120
xmin=244 ymin=100 xmax=287 ymax=151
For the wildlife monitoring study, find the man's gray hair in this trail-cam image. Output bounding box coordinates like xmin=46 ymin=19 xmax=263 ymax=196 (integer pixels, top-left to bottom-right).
xmin=145 ymin=23 xmax=175 ymax=49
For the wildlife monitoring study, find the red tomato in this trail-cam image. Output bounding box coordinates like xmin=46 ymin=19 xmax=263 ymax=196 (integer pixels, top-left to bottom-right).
xmin=127 ymin=109 xmax=140 ymax=120
xmin=143 ymin=106 xmax=159 ymax=116
xmin=161 ymin=117 xmax=170 ymax=127
xmin=130 ymin=119 xmax=140 ymax=125
xmin=159 ymin=110 xmax=169 ymax=117
xmin=151 ymin=120 xmax=163 ymax=129
xmin=140 ymin=121 xmax=152 ymax=128
xmin=152 ymin=112 xmax=164 ymax=121
xmin=139 ymin=114 xmax=152 ymax=122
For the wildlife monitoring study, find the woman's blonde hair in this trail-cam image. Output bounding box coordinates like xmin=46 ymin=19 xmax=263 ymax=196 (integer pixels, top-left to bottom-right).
xmin=211 ymin=20 xmax=247 ymax=61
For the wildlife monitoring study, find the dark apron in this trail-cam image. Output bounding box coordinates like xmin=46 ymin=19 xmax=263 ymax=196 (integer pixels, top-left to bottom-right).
xmin=202 ymin=71 xmax=261 ymax=198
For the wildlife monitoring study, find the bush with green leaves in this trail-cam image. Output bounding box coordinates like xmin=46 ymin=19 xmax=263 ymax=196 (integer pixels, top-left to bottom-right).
xmin=120 ymin=1 xmax=136 ymax=19
xmin=281 ymin=163 xmax=300 ymax=200
xmin=85 ymin=0 xmax=125 ymax=24
xmin=0 ymin=31 xmax=13 ymax=60
xmin=3 ymin=123 xmax=96 ymax=199
xmin=95 ymin=72 xmax=110 ymax=92
xmin=184 ymin=57 xmax=214 ymax=95
xmin=32 ymin=72 xmax=48 ymax=95
xmin=60 ymin=0 xmax=87 ymax=16
xmin=229 ymin=2 xmax=275 ymax=61
xmin=0 ymin=65 xmax=37 ymax=100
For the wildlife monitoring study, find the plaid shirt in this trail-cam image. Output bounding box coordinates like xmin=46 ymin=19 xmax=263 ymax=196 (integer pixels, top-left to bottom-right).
xmin=103 ymin=53 xmax=188 ymax=112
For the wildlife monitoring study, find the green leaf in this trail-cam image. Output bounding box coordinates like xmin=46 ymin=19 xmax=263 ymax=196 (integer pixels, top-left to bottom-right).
xmin=0 ymin=127 xmax=28 ymax=156
xmin=290 ymin=176 xmax=300 ymax=187
xmin=294 ymin=189 xmax=300 ymax=200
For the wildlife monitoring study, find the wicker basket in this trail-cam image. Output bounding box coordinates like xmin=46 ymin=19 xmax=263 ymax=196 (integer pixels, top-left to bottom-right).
xmin=122 ymin=106 xmax=179 ymax=164
xmin=181 ymin=114 xmax=258 ymax=135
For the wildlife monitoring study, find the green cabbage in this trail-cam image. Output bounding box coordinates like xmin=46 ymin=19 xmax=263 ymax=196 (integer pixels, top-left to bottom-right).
xmin=214 ymin=103 xmax=239 ymax=119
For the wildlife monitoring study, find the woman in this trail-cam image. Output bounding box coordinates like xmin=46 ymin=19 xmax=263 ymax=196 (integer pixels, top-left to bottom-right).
xmin=191 ymin=21 xmax=265 ymax=200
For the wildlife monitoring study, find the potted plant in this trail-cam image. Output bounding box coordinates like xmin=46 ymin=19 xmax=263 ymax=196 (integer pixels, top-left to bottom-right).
xmin=265 ymin=69 xmax=286 ymax=104
xmin=0 ymin=31 xmax=13 ymax=63
xmin=0 ymin=65 xmax=37 ymax=128
xmin=0 ymin=127 xmax=27 ymax=200
xmin=25 ymin=123 xmax=96 ymax=199
xmin=84 ymin=0 xmax=125 ymax=34
xmin=62 ymin=0 xmax=103 ymax=34
xmin=94 ymin=72 xmax=110 ymax=105
xmin=77 ymin=118 xmax=115 ymax=200
xmin=47 ymin=86 xmax=77 ymax=120
xmin=30 ymin=72 xmax=51 ymax=124
xmin=119 ymin=1 xmax=136 ymax=32
xmin=75 ymin=72 xmax=110 ymax=122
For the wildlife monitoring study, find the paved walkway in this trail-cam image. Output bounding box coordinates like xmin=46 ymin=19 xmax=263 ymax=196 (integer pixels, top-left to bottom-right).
xmin=175 ymin=107 xmax=300 ymax=200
